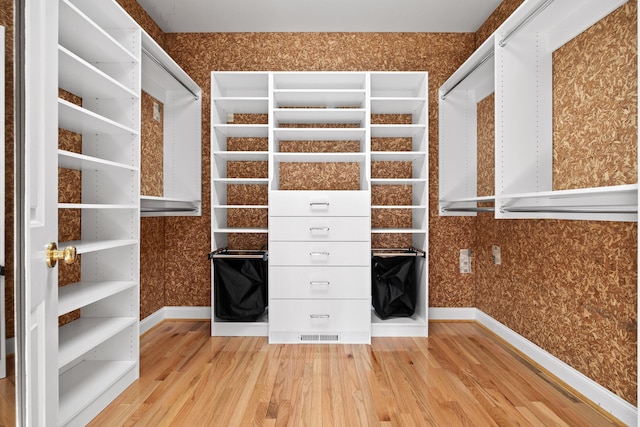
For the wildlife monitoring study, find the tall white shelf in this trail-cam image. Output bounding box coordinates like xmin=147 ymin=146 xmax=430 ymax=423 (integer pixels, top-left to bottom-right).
xmin=370 ymin=72 xmax=429 ymax=337
xmin=438 ymin=0 xmax=637 ymax=222
xmin=210 ymin=72 xmax=429 ymax=340
xmin=57 ymin=0 xmax=140 ymax=425
xmin=140 ymin=32 xmax=202 ymax=217
xmin=210 ymin=72 xmax=270 ymax=336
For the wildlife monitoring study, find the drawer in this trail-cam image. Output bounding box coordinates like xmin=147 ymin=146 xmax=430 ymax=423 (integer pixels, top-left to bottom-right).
xmin=270 ymin=266 xmax=370 ymax=299
xmin=270 ymin=191 xmax=369 ymax=217
xmin=269 ymin=299 xmax=371 ymax=333
xmin=269 ymin=242 xmax=370 ymax=266
xmin=269 ymin=217 xmax=370 ymax=242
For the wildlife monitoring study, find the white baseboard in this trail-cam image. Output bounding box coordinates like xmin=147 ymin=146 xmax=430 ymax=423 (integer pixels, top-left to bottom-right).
xmin=5 ymin=337 xmax=13 ymax=356
xmin=429 ymin=307 xmax=637 ymax=427
xmin=428 ymin=307 xmax=477 ymax=321
xmin=140 ymin=306 xmax=211 ymax=335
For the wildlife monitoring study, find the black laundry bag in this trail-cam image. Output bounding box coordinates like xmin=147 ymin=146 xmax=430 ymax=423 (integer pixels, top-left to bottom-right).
xmin=371 ymin=256 xmax=416 ymax=319
xmin=213 ymin=257 xmax=268 ymax=321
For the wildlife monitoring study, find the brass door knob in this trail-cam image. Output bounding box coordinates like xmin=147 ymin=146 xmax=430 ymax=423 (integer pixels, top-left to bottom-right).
xmin=46 ymin=242 xmax=77 ymax=268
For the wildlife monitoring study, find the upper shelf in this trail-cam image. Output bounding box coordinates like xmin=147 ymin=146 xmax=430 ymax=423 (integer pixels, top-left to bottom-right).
xmin=59 ymin=0 xmax=138 ymax=65
xmin=58 ymin=99 xmax=138 ymax=135
xmin=58 ymin=46 xmax=138 ymax=100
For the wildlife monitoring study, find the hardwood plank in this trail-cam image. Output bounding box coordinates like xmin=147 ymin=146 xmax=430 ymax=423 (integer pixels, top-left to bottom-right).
xmin=64 ymin=321 xmax=625 ymax=426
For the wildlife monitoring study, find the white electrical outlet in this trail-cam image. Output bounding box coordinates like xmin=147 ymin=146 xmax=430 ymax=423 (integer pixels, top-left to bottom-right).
xmin=459 ymin=249 xmax=471 ymax=274
xmin=492 ymin=245 xmax=501 ymax=265
xmin=153 ymin=101 xmax=161 ymax=122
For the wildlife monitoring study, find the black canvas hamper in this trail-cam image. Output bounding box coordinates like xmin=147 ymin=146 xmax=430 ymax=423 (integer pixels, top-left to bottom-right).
xmin=371 ymin=253 xmax=416 ymax=319
xmin=210 ymin=250 xmax=268 ymax=321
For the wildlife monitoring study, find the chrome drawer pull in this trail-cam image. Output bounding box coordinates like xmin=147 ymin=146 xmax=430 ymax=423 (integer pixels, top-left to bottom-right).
xmin=309 ymin=202 xmax=330 ymax=207
xmin=310 ymin=281 xmax=330 ymax=286
xmin=310 ymin=314 xmax=330 ymax=319
xmin=309 ymin=227 xmax=330 ymax=232
xmin=310 ymin=252 xmax=330 ymax=256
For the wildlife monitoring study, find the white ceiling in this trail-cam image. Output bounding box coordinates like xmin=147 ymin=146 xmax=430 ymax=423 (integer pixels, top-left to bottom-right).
xmin=136 ymin=0 xmax=503 ymax=33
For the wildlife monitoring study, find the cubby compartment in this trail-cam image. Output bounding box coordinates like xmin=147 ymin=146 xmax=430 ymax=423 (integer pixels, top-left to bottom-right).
xmin=140 ymin=32 xmax=202 ymax=216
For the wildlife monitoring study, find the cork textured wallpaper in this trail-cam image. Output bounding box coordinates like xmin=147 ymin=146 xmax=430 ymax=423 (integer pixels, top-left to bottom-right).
xmin=1 ymin=0 xmax=14 ymax=339
xmin=140 ymin=91 xmax=164 ymax=197
xmin=117 ymin=0 xmax=638 ymax=405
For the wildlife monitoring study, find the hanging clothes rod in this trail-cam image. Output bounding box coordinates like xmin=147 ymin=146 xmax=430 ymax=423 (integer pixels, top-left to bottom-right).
xmin=500 ymin=206 xmax=637 ymax=214
xmin=142 ymin=47 xmax=200 ymax=101
xmin=372 ymin=247 xmax=426 ymax=258
xmin=440 ymin=50 xmax=494 ymax=100
xmin=208 ymin=248 xmax=268 ymax=260
xmin=442 ymin=207 xmax=495 ymax=213
xmin=498 ymin=0 xmax=555 ymax=47
xmin=141 ymin=206 xmax=198 ymax=213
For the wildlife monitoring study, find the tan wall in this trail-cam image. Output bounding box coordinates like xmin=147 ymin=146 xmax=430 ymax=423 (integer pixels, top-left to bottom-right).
xmin=118 ymin=0 xmax=638 ymax=405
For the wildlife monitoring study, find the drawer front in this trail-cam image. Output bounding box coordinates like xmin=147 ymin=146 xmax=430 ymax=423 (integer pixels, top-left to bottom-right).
xmin=269 ymin=217 xmax=370 ymax=242
xmin=269 ymin=299 xmax=371 ymax=333
xmin=270 ymin=191 xmax=369 ymax=217
xmin=270 ymin=266 xmax=370 ymax=299
xmin=269 ymin=242 xmax=370 ymax=266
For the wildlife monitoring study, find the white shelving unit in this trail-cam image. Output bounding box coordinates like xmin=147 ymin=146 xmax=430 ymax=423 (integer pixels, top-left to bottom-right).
xmin=269 ymin=72 xmax=371 ymax=344
xmin=140 ymin=32 xmax=202 ymax=217
xmin=211 ymin=72 xmax=270 ymax=336
xmin=57 ymin=0 xmax=140 ymax=425
xmin=438 ymin=35 xmax=495 ymax=216
xmin=439 ymin=0 xmax=637 ymax=222
xmin=370 ymin=72 xmax=429 ymax=337
xmin=211 ymin=72 xmax=429 ymax=341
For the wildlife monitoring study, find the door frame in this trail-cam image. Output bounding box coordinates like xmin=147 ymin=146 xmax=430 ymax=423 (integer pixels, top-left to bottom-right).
xmin=14 ymin=0 xmax=27 ymax=422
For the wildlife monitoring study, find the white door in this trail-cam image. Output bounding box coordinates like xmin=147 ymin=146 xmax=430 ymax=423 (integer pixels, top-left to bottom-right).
xmin=24 ymin=0 xmax=60 ymax=424
xmin=0 ymin=24 xmax=5 ymax=380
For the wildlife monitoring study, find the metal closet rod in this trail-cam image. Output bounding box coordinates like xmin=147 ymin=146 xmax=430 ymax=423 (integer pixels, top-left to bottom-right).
xmin=500 ymin=206 xmax=638 ymax=214
xmin=498 ymin=0 xmax=555 ymax=47
xmin=442 ymin=207 xmax=495 ymax=213
xmin=142 ymin=47 xmax=200 ymax=101
xmin=372 ymin=247 xmax=426 ymax=258
xmin=209 ymin=247 xmax=268 ymax=260
xmin=440 ymin=49 xmax=494 ymax=100
xmin=141 ymin=206 xmax=198 ymax=213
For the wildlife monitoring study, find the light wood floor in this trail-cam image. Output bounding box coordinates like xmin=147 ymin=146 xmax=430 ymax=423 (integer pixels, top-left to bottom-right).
xmin=86 ymin=320 xmax=620 ymax=426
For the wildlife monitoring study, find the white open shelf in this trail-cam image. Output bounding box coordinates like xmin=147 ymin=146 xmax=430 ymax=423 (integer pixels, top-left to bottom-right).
xmin=370 ymin=124 xmax=426 ymax=138
xmin=58 ymin=99 xmax=138 ymax=135
xmin=58 ymin=150 xmax=137 ymax=172
xmin=273 ymin=108 xmax=366 ymax=125
xmin=58 ymin=281 xmax=136 ymax=316
xmin=273 ymin=90 xmax=366 ymax=108
xmin=58 ymin=317 xmax=136 ymax=368
xmin=58 ymin=46 xmax=137 ymax=100
xmin=213 ymin=124 xmax=269 ymax=138
xmin=274 ymin=127 xmax=366 ymax=142
xmin=58 ymin=203 xmax=137 ymax=210
xmin=212 ymin=151 xmax=269 ymax=161
xmin=59 ymin=0 xmax=137 ymax=65
xmin=59 ymin=360 xmax=136 ymax=426
xmin=214 ymin=97 xmax=269 ymax=114
xmin=60 ymin=239 xmax=137 ymax=254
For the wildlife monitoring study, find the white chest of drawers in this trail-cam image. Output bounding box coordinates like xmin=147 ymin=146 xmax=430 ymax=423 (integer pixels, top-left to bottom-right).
xmin=268 ymin=190 xmax=371 ymax=344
